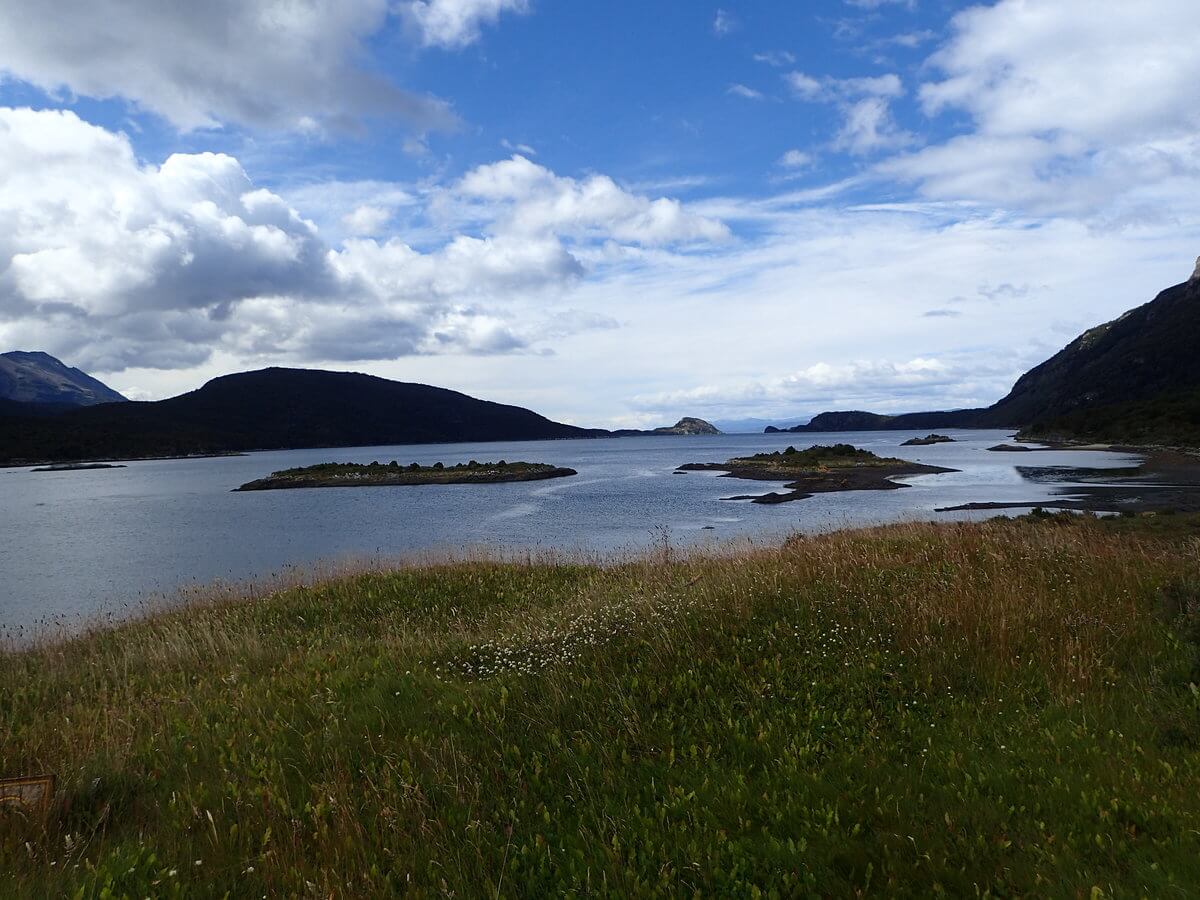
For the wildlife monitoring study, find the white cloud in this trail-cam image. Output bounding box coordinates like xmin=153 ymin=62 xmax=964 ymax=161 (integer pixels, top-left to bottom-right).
xmin=713 ymin=9 xmax=737 ymax=36
xmin=883 ymin=30 xmax=936 ymax=49
xmin=778 ymin=150 xmax=812 ymax=169
xmin=784 ymin=72 xmax=826 ymax=101
xmin=844 ymin=0 xmax=916 ymax=9
xmin=785 ymin=70 xmax=914 ymax=155
xmin=342 ymin=205 xmax=393 ymax=236
xmin=0 ymin=0 xmax=456 ymax=132
xmin=452 ymin=155 xmax=730 ymax=245
xmin=786 ymin=71 xmax=903 ymax=102
xmin=885 ymin=0 xmax=1200 ymax=218
xmin=727 ymin=84 xmax=765 ymax=101
xmin=633 ymin=356 xmax=975 ymax=415
xmin=500 ymin=138 xmax=537 ymax=155
xmin=405 ymin=0 xmax=530 ymax=49
xmin=0 ymin=108 xmax=727 ymax=375
xmin=836 ymin=96 xmax=916 ymax=155
xmin=754 ymin=50 xmax=796 ymax=67
xmin=921 ymin=1 xmax=1200 ymax=143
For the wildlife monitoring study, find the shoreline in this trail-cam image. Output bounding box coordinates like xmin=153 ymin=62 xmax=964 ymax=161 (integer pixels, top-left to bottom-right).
xmin=0 ymin=450 xmax=249 ymax=470
xmin=677 ymin=458 xmax=957 ymax=504
xmin=235 ymin=463 xmax=578 ymax=491
xmin=938 ymin=447 xmax=1200 ymax=514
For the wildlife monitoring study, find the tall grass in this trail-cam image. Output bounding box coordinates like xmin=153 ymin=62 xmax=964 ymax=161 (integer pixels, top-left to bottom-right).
xmin=2 ymin=519 xmax=1199 ymax=897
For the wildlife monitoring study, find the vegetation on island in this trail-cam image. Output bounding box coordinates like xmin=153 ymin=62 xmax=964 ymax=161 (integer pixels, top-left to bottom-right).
xmin=4 ymin=516 xmax=1198 ymax=896
xmin=678 ymin=444 xmax=955 ymax=503
xmin=901 ymin=433 xmax=956 ymax=446
xmin=731 ymin=443 xmax=898 ymax=469
xmin=236 ymin=459 xmax=577 ymax=491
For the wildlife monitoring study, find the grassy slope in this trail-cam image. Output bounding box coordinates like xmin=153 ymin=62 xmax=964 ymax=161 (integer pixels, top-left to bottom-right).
xmin=2 ymin=519 xmax=1200 ymax=897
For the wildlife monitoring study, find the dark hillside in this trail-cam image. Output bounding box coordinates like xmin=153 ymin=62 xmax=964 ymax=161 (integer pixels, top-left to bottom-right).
xmin=0 ymin=367 xmax=599 ymax=464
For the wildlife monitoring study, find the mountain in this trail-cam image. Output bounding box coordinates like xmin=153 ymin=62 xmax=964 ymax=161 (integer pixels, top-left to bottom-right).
xmin=981 ymin=258 xmax=1200 ymax=436
xmin=0 ymin=367 xmax=600 ymax=465
xmin=767 ymin=409 xmax=985 ymax=434
xmin=0 ymin=351 xmax=127 ymax=407
xmin=712 ymin=416 xmax=807 ymax=434
xmin=652 ymin=417 xmax=721 ymax=435
xmin=766 ymin=258 xmax=1200 ymax=443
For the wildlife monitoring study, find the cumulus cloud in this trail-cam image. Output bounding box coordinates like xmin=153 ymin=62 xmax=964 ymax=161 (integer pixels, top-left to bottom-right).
xmin=0 ymin=108 xmax=727 ymax=374
xmin=883 ymin=0 xmax=1200 ymax=218
xmin=342 ymin=205 xmax=394 ymax=236
xmin=405 ymin=0 xmax=530 ymax=49
xmin=0 ymin=0 xmax=457 ymax=132
xmin=451 ymin=155 xmax=730 ymax=245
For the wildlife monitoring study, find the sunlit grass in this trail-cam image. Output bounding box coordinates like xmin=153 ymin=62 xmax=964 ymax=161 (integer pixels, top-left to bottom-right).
xmin=2 ymin=518 xmax=1199 ymax=896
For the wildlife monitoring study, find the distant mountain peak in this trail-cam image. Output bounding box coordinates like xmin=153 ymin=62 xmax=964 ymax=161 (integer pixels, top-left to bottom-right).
xmin=1191 ymin=255 xmax=1200 ymax=283
xmin=0 ymin=351 xmax=127 ymax=407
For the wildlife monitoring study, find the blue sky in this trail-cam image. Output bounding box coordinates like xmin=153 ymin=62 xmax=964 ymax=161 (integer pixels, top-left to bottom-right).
xmin=2 ymin=0 xmax=1199 ymax=427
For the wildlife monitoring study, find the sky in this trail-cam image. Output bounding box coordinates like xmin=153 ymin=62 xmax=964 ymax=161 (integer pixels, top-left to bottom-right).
xmin=1 ymin=0 xmax=1199 ymax=429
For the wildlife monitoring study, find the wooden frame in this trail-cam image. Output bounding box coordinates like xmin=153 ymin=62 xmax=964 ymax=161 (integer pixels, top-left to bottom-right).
xmin=0 ymin=775 xmax=55 ymax=817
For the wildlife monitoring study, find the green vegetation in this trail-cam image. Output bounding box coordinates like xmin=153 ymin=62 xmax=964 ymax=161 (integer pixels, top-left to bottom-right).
xmin=734 ymin=443 xmax=891 ymax=469
xmin=1023 ymin=387 xmax=1200 ymax=448
xmin=236 ymin=459 xmax=576 ymax=491
xmin=3 ymin=519 xmax=1200 ymax=896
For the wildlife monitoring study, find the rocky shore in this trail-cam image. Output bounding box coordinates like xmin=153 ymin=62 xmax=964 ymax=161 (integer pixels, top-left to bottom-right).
xmin=677 ymin=444 xmax=956 ymax=504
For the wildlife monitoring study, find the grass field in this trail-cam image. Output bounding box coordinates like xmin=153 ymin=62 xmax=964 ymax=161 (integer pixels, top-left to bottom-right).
xmin=2 ymin=515 xmax=1200 ymax=897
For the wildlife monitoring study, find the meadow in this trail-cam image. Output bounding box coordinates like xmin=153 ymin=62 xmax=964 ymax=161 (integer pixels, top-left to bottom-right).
xmin=2 ymin=514 xmax=1199 ymax=897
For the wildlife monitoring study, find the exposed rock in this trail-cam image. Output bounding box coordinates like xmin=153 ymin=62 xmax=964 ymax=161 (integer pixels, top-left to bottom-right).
xmin=901 ymin=434 xmax=956 ymax=446
xmin=653 ymin=417 xmax=722 ymax=435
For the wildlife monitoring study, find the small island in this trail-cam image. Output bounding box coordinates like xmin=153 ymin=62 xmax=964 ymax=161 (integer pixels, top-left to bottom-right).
xmin=901 ymin=433 xmax=956 ymax=446
xmin=987 ymin=443 xmax=1034 ymax=452
xmin=236 ymin=460 xmax=577 ymax=492
xmin=653 ymin=417 xmax=721 ymax=435
xmin=677 ymin=443 xmax=956 ymax=504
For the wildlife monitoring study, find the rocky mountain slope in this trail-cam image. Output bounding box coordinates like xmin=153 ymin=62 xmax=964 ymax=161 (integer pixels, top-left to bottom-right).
xmin=980 ymin=258 xmax=1200 ymax=433
xmin=0 ymin=351 xmax=126 ymax=407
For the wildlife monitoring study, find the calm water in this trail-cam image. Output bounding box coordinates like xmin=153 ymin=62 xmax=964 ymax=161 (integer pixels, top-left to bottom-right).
xmin=0 ymin=430 xmax=1141 ymax=637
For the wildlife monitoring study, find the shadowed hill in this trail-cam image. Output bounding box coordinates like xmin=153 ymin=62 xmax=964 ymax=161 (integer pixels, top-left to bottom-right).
xmin=0 ymin=367 xmax=600 ymax=464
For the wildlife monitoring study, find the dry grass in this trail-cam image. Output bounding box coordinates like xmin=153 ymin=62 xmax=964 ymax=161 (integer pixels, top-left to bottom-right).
xmin=2 ymin=518 xmax=1199 ymax=896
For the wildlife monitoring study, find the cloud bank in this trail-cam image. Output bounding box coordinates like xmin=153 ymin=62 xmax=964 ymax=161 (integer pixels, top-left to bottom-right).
xmin=0 ymin=0 xmax=530 ymax=132
xmin=0 ymin=107 xmax=725 ymax=374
